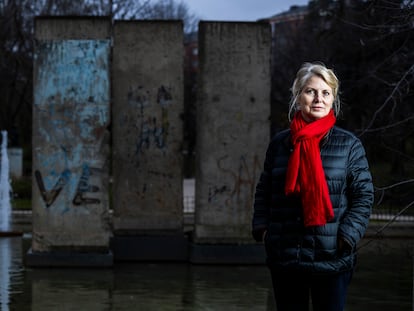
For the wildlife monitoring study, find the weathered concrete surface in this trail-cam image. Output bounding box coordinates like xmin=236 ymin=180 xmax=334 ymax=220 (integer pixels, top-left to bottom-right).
xmin=112 ymin=21 xmax=184 ymax=234
xmin=31 ymin=18 xmax=112 ymax=257
xmin=195 ymin=22 xmax=271 ymax=244
xmin=35 ymin=16 xmax=111 ymax=40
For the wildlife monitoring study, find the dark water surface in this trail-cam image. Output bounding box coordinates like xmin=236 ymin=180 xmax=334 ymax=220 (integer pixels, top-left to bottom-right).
xmin=0 ymin=236 xmax=412 ymax=310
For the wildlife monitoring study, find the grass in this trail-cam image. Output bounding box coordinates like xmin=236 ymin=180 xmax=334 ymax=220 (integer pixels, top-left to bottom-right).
xmin=10 ymin=177 xmax=32 ymax=211
xmin=12 ymin=198 xmax=32 ymax=211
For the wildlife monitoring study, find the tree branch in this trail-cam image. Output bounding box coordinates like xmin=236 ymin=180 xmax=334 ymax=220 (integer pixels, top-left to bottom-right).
xmin=358 ymin=64 xmax=414 ymax=137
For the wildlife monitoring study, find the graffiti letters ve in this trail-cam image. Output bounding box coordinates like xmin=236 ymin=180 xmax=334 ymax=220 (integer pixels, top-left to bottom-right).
xmin=35 ymin=169 xmax=71 ymax=207
xmin=72 ymin=164 xmax=100 ymax=206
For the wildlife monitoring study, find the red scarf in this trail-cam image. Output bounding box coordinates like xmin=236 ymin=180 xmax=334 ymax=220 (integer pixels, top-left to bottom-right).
xmin=285 ymin=110 xmax=336 ymax=227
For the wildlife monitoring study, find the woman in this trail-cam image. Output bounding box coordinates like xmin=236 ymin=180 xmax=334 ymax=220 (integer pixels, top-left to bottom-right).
xmin=252 ymin=62 xmax=374 ymax=311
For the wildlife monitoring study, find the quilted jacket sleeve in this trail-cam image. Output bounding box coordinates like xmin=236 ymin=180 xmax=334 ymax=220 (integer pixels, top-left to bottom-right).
xmin=339 ymin=138 xmax=374 ymax=248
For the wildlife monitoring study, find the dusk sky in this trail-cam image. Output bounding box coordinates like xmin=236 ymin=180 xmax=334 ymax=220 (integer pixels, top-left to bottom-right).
xmin=181 ymin=0 xmax=309 ymax=21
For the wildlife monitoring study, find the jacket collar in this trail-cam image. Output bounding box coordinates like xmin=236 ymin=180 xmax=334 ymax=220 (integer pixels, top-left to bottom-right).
xmin=283 ymin=127 xmax=334 ymax=149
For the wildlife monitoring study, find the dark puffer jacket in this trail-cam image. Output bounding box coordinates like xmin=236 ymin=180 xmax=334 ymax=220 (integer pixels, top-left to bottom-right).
xmin=252 ymin=126 xmax=374 ymax=274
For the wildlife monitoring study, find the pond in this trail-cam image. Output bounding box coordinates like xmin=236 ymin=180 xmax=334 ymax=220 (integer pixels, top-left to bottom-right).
xmin=0 ymin=236 xmax=412 ymax=311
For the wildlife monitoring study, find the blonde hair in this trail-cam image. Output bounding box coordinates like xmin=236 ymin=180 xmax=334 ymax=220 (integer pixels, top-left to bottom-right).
xmin=288 ymin=62 xmax=341 ymax=121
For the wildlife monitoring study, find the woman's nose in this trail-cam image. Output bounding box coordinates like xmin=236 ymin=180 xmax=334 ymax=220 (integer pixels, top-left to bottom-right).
xmin=314 ymin=92 xmax=321 ymax=102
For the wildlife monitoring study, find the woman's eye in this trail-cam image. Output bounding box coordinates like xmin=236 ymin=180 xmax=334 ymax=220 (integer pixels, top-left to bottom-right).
xmin=323 ymin=91 xmax=330 ymax=96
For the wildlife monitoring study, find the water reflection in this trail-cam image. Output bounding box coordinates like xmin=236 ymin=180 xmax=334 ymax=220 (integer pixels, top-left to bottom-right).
xmin=347 ymin=239 xmax=413 ymax=311
xmin=1 ymin=236 xmax=413 ymax=310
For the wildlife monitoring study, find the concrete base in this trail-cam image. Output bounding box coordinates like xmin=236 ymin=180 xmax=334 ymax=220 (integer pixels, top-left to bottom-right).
xmin=111 ymin=234 xmax=189 ymax=261
xmin=189 ymin=243 xmax=266 ymax=264
xmin=25 ymin=248 xmax=114 ymax=268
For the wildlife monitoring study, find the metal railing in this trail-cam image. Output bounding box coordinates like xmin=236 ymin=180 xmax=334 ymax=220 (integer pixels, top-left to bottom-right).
xmin=183 ymin=196 xmax=195 ymax=213
xmin=182 ymin=195 xmax=414 ymax=222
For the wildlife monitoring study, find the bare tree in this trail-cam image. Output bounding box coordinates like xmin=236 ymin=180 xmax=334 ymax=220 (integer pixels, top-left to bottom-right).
xmin=113 ymin=0 xmax=198 ymax=33
xmin=0 ymin=0 xmax=34 ymax=147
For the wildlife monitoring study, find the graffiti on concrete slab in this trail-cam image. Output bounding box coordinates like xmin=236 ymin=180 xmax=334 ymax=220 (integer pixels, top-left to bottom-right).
xmin=33 ymin=39 xmax=110 ymax=210
xmin=208 ymin=154 xmax=261 ymax=209
xmin=208 ymin=185 xmax=228 ymax=203
xmin=35 ymin=95 xmax=109 ymax=147
xmin=157 ymin=85 xmax=173 ymax=106
xmin=35 ymin=169 xmax=71 ymax=208
xmin=126 ymin=85 xmax=172 ymax=162
xmin=72 ymin=163 xmax=101 ymax=206
xmin=35 ymin=163 xmax=102 ymax=208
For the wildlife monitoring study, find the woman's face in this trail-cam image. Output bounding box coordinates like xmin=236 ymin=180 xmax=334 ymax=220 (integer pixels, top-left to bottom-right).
xmin=297 ymin=76 xmax=334 ymax=122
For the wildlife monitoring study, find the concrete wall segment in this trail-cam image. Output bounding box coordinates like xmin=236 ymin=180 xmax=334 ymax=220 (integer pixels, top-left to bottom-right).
xmin=195 ymin=22 xmax=271 ymax=243
xmin=32 ymin=18 xmax=112 ymax=252
xmin=111 ymin=21 xmax=184 ymax=234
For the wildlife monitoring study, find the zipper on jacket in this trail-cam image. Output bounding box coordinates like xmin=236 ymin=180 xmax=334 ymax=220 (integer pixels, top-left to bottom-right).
xmin=296 ymin=239 xmax=302 ymax=262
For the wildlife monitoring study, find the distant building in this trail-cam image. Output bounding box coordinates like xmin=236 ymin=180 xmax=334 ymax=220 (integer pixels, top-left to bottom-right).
xmin=259 ymin=5 xmax=309 ymax=51
xmin=265 ymin=5 xmax=308 ymax=33
xmin=262 ymin=5 xmax=309 ymax=29
xmin=184 ymin=31 xmax=198 ymax=79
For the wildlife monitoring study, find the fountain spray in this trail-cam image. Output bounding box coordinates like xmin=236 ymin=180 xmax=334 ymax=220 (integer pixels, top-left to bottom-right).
xmin=0 ymin=131 xmax=12 ymax=232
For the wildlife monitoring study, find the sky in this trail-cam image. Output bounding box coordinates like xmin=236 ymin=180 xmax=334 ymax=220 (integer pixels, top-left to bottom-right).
xmin=181 ymin=0 xmax=310 ymax=21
